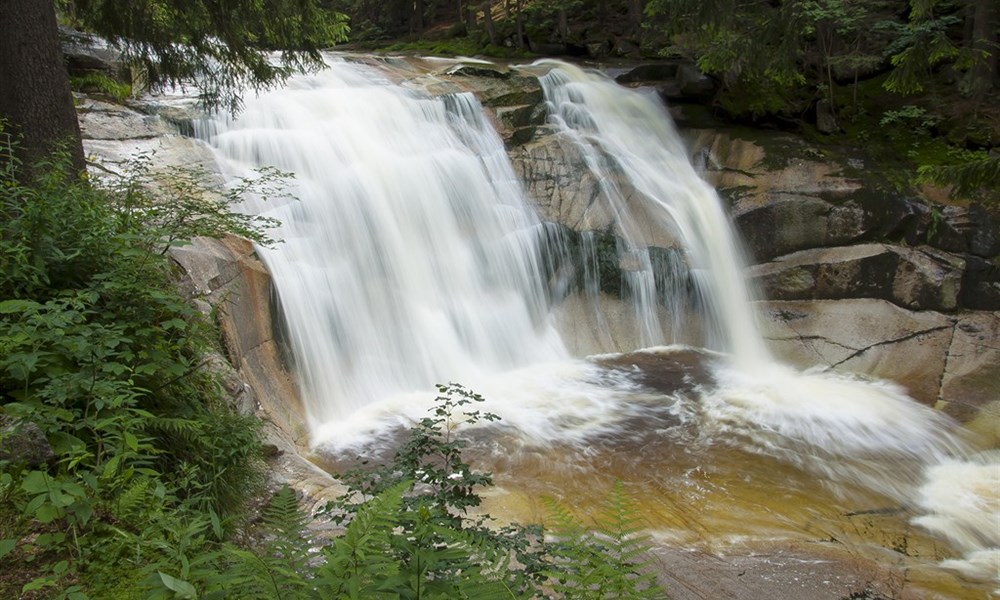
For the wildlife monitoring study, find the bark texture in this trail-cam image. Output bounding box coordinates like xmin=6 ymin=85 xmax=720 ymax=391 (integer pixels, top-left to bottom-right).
xmin=0 ymin=0 xmax=84 ymax=173
xmin=970 ymin=0 xmax=997 ymax=91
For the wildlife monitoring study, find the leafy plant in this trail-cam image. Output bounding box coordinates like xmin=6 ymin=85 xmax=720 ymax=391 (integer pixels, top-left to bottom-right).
xmin=544 ymin=480 xmax=666 ymax=599
xmin=70 ymin=73 xmax=133 ymax=102
xmin=0 ymin=127 xmax=272 ymax=597
xmin=324 ymin=383 xmax=547 ymax=598
xmin=878 ymin=105 xmax=941 ymax=135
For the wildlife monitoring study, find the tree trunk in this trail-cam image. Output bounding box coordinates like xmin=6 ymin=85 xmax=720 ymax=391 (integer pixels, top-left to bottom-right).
xmin=481 ymin=0 xmax=497 ymax=45
xmin=628 ymin=0 xmax=645 ymax=40
xmin=969 ymin=0 xmax=997 ymax=92
xmin=412 ymin=0 xmax=425 ymax=34
xmin=514 ymin=0 xmax=525 ymax=49
xmin=465 ymin=6 xmax=476 ymax=32
xmin=557 ymin=7 xmax=570 ymax=41
xmin=0 ymin=0 xmax=84 ymax=175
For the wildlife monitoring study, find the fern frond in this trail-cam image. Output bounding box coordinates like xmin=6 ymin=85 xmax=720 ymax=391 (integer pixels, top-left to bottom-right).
xmin=315 ymin=480 xmax=409 ymax=597
xmin=454 ymin=577 xmax=520 ymax=600
xmin=262 ymin=484 xmax=311 ymax=544
xmin=918 ymin=155 xmax=1000 ymax=199
xmin=143 ymin=416 xmax=204 ymax=442
xmin=429 ymin=523 xmax=520 ymax=593
xmin=202 ymin=485 xmax=315 ymax=599
xmin=540 ymin=496 xmax=585 ymax=539
xmin=542 ymin=483 xmax=669 ymax=599
xmin=116 ymin=475 xmax=162 ymax=523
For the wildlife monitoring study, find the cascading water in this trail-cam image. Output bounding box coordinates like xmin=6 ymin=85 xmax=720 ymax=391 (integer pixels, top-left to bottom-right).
xmin=194 ymin=55 xmax=997 ymax=595
xmin=533 ymin=61 xmax=768 ymax=365
xmin=196 ymin=59 xmax=567 ymax=431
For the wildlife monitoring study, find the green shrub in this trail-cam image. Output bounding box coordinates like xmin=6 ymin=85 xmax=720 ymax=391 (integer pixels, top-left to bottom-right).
xmin=0 ymin=130 xmax=275 ymax=597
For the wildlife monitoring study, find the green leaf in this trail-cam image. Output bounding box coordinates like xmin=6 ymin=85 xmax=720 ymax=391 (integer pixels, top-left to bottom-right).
xmin=21 ymin=471 xmax=52 ymax=495
xmin=0 ymin=299 xmax=38 ymax=314
xmin=35 ymin=504 xmax=61 ymax=524
xmin=22 ymin=577 xmax=54 ymax=592
xmin=48 ymin=431 xmax=86 ymax=454
xmin=53 ymin=560 xmax=70 ymax=576
xmin=158 ymin=572 xmax=198 ymax=599
xmin=102 ymin=454 xmax=122 ymax=479
xmin=0 ymin=539 xmax=16 ymax=560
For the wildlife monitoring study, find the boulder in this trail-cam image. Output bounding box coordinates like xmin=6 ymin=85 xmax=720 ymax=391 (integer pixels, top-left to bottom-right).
xmin=77 ymin=97 xmax=172 ymax=141
xmin=906 ymin=204 xmax=1000 ymax=258
xmin=78 ymin=98 xmax=220 ymax=188
xmin=733 ymin=194 xmax=870 ymax=262
xmin=748 ymin=244 xmax=966 ymax=311
xmin=757 ymin=299 xmax=955 ymax=406
xmin=511 ymin=131 xmax=615 ymax=232
xmin=939 ymin=312 xmax=1000 ymax=435
xmin=815 ymin=99 xmax=838 ymax=134
xmin=59 ymin=26 xmax=122 ymax=78
xmin=0 ymin=417 xmax=54 ymax=467
xmin=676 ymin=63 xmax=716 ymax=101
xmin=510 ymin=132 xmax=681 ymax=249
xmin=960 ymin=256 xmax=1000 ymax=310
xmin=614 ymin=62 xmax=682 ymax=84
xmin=445 ymin=63 xmax=511 ymax=79
xmin=691 ymin=130 xmax=863 ymax=199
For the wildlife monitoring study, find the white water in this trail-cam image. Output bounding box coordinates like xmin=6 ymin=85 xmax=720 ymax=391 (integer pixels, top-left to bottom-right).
xmin=197 ymin=58 xmax=566 ymax=426
xmin=193 ymin=56 xmax=996 ymax=592
xmin=534 ymin=61 xmax=768 ymax=365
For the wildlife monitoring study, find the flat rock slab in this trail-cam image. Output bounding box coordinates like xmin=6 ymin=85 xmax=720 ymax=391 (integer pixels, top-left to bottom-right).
xmin=651 ymin=544 xmax=894 ymax=600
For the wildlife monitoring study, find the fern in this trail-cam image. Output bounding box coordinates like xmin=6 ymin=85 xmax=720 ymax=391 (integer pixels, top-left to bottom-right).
xmin=918 ymin=155 xmax=1000 ymax=200
xmin=592 ymin=481 xmax=663 ymax=599
xmin=254 ymin=485 xmax=314 ymax=597
xmin=315 ymin=480 xmax=409 ymax=599
xmin=543 ymin=482 xmax=668 ymax=600
xmin=178 ymin=485 xmax=315 ymax=600
xmin=428 ymin=523 xmax=522 ymax=599
xmin=143 ymin=416 xmax=204 ymax=442
xmin=116 ymin=476 xmax=163 ymax=522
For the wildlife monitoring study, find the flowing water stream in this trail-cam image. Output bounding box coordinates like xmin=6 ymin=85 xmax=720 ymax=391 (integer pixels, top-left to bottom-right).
xmin=196 ymin=55 xmax=998 ymax=597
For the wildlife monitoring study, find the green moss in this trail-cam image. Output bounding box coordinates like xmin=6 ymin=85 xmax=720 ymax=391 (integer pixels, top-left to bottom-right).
xmin=70 ymin=72 xmax=132 ymax=102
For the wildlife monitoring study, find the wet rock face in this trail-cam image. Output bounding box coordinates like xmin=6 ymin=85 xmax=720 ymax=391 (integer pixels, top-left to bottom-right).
xmin=748 ymin=244 xmax=966 ymax=312
xmin=757 ymin=299 xmax=956 ymax=407
xmin=76 ymin=55 xmax=999 ymax=433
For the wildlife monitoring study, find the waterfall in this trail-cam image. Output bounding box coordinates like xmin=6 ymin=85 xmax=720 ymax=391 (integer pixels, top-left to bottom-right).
xmin=196 ymin=55 xmax=774 ymax=428
xmin=534 ymin=61 xmax=768 ymax=365
xmin=197 ymin=58 xmax=567 ymax=428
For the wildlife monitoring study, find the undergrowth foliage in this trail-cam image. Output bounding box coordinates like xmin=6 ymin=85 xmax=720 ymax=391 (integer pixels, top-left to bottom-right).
xmin=144 ymin=385 xmax=670 ymax=599
xmin=216 ymin=385 xmax=668 ymax=599
xmin=0 ymin=130 xmax=274 ymax=598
